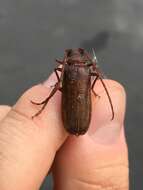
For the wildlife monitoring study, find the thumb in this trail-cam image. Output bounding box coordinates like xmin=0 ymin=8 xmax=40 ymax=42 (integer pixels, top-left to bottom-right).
xmin=0 ymin=74 xmax=67 ymax=190
xmin=53 ymin=80 xmax=128 ymax=190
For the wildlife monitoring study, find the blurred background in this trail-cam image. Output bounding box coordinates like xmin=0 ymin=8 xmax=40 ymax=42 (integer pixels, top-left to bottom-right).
xmin=0 ymin=0 xmax=142 ymax=189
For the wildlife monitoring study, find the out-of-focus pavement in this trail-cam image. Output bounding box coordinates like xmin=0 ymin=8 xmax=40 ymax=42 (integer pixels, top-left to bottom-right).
xmin=0 ymin=0 xmax=143 ymax=189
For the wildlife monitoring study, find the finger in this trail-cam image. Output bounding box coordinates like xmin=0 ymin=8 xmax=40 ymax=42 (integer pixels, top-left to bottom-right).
xmin=53 ymin=80 xmax=128 ymax=190
xmin=89 ymin=79 xmax=126 ymax=143
xmin=0 ymin=105 xmax=11 ymax=121
xmin=0 ymin=74 xmax=68 ymax=190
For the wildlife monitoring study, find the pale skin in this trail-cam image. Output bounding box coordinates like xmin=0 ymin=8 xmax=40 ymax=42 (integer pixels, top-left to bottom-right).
xmin=0 ymin=73 xmax=128 ymax=190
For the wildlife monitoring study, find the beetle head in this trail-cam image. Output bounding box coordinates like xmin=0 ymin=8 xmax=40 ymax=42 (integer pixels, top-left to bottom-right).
xmin=65 ymin=48 xmax=92 ymax=65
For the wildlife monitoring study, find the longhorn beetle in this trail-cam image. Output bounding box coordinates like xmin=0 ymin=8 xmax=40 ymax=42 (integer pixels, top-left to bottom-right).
xmin=31 ymin=48 xmax=114 ymax=136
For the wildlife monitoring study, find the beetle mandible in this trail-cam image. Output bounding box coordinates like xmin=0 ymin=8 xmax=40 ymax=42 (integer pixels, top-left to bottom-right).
xmin=31 ymin=48 xmax=114 ymax=136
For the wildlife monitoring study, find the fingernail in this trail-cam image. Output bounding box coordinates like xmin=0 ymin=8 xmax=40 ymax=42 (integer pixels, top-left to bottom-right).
xmin=43 ymin=73 xmax=57 ymax=88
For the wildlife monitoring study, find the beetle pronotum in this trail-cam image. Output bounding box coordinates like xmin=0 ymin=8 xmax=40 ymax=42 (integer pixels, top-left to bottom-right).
xmin=31 ymin=48 xmax=114 ymax=136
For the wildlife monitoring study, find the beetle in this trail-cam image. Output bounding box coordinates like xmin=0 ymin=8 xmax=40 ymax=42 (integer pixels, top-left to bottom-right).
xmin=31 ymin=48 xmax=114 ymax=136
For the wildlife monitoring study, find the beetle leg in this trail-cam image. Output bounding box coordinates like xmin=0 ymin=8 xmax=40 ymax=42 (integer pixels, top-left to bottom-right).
xmin=53 ymin=61 xmax=66 ymax=92
xmin=54 ymin=67 xmax=63 ymax=92
xmin=50 ymin=67 xmax=63 ymax=90
xmin=58 ymin=87 xmax=62 ymax=92
xmin=91 ymin=75 xmax=100 ymax=98
xmin=90 ymin=72 xmax=114 ymax=120
xmin=54 ymin=67 xmax=62 ymax=82
xmin=31 ymin=82 xmax=60 ymax=118
xmin=55 ymin=59 xmax=66 ymax=85
xmin=56 ymin=59 xmax=64 ymax=65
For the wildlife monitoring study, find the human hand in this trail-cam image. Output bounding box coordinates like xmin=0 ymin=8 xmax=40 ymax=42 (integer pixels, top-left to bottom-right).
xmin=0 ymin=74 xmax=128 ymax=190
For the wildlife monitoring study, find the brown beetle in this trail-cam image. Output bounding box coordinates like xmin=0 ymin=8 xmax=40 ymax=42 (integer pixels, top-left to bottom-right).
xmin=31 ymin=48 xmax=114 ymax=136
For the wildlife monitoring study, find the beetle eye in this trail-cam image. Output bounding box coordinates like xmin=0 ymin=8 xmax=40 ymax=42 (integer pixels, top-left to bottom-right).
xmin=78 ymin=48 xmax=84 ymax=56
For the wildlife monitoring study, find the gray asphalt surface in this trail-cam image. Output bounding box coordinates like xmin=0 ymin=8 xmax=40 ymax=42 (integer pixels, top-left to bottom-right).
xmin=0 ymin=0 xmax=142 ymax=189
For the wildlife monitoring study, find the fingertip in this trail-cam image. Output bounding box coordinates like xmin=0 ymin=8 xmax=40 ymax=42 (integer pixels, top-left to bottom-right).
xmin=92 ymin=79 xmax=126 ymax=122
xmin=89 ymin=79 xmax=126 ymax=143
xmin=108 ymin=80 xmax=126 ymax=123
xmin=0 ymin=105 xmax=11 ymax=111
xmin=43 ymin=72 xmax=58 ymax=88
xmin=0 ymin=105 xmax=11 ymax=120
xmin=14 ymin=71 xmax=58 ymax=119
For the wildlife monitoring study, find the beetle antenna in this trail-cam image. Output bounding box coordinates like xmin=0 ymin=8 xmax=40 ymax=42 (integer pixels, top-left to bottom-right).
xmin=92 ymin=48 xmax=98 ymax=63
